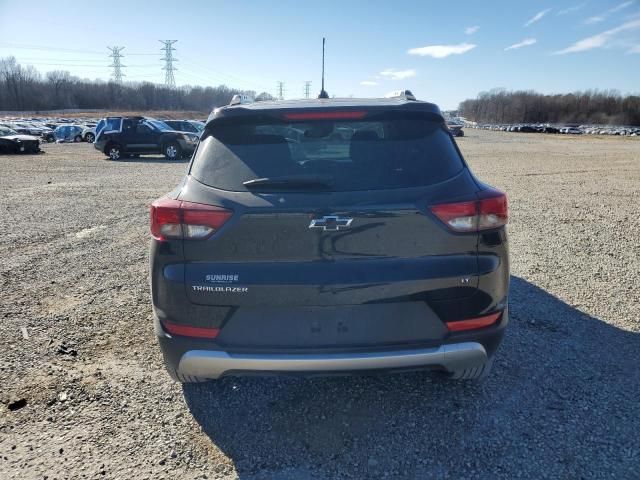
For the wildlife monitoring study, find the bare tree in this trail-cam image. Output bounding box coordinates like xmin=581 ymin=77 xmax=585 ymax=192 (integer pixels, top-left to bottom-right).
xmin=459 ymin=89 xmax=640 ymax=126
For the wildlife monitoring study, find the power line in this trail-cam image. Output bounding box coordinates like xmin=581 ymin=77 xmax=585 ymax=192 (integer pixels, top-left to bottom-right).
xmin=13 ymin=61 xmax=156 ymax=68
xmin=160 ymin=40 xmax=178 ymax=88
xmin=179 ymin=54 xmax=270 ymax=92
xmin=304 ymin=81 xmax=312 ymax=99
xmin=107 ymin=46 xmax=125 ymax=83
xmin=0 ymin=42 xmax=161 ymax=57
xmin=277 ymin=81 xmax=285 ymax=100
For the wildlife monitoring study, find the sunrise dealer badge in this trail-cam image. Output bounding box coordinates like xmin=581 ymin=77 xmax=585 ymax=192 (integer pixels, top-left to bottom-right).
xmin=192 ymin=273 xmax=248 ymax=293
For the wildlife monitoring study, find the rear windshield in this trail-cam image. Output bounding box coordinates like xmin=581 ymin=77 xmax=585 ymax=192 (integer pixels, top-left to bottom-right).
xmin=190 ymin=113 xmax=464 ymax=192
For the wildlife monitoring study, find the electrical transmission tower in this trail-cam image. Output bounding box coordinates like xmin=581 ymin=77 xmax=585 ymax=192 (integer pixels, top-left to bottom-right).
xmin=304 ymin=81 xmax=312 ymax=99
xmin=160 ymin=40 xmax=178 ymax=88
xmin=107 ymin=47 xmax=125 ymax=83
xmin=276 ymin=81 xmax=285 ymax=100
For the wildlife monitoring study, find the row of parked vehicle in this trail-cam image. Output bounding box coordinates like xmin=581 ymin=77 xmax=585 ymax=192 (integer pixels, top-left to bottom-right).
xmin=0 ymin=115 xmax=207 ymax=155
xmin=0 ymin=118 xmax=98 ymax=143
xmin=470 ymin=123 xmax=640 ymax=136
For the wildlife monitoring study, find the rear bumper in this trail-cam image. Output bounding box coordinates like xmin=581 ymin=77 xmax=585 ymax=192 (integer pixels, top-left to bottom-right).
xmin=155 ymin=306 xmax=508 ymax=380
xmin=176 ymin=342 xmax=487 ymax=379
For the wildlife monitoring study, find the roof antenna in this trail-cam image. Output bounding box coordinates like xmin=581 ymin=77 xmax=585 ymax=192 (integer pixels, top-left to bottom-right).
xmin=318 ymin=37 xmax=329 ymax=99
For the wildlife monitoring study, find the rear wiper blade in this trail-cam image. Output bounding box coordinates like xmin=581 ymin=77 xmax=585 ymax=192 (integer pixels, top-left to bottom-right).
xmin=242 ymin=174 xmax=333 ymax=190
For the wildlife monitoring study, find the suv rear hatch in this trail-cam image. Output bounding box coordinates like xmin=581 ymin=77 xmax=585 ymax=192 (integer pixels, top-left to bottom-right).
xmin=172 ymin=108 xmax=485 ymax=349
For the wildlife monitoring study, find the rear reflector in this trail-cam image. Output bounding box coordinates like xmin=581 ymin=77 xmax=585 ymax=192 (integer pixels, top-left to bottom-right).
xmin=430 ymin=188 xmax=507 ymax=232
xmin=283 ymin=111 xmax=367 ymax=121
xmin=150 ymin=197 xmax=233 ymax=241
xmin=162 ymin=320 xmax=220 ymax=339
xmin=446 ymin=312 xmax=502 ymax=332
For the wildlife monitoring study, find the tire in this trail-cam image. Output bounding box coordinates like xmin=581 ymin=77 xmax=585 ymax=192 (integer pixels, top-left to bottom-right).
xmin=163 ymin=142 xmax=181 ymax=160
xmin=105 ymin=143 xmax=123 ymax=161
xmin=46 ymin=134 xmax=55 ymax=143
xmin=74 ymin=135 xmax=82 ymax=143
xmin=447 ymin=357 xmax=494 ymax=381
xmin=85 ymin=133 xmax=95 ymax=143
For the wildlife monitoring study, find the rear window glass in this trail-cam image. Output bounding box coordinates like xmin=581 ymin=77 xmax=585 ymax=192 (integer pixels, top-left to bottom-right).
xmin=190 ymin=114 xmax=464 ymax=192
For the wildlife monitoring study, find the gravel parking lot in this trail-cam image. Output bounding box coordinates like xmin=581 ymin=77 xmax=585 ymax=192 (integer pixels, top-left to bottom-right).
xmin=1 ymin=130 xmax=639 ymax=479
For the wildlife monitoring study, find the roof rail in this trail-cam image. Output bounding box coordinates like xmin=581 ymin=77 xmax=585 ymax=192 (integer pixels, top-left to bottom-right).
xmin=229 ymin=94 xmax=254 ymax=106
xmin=384 ymin=89 xmax=416 ymax=101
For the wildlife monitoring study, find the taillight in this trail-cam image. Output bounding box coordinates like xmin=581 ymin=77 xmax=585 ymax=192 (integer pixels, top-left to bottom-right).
xmin=161 ymin=320 xmax=220 ymax=339
xmin=446 ymin=312 xmax=502 ymax=332
xmin=150 ymin=198 xmax=232 ymax=241
xmin=430 ymin=189 xmax=507 ymax=232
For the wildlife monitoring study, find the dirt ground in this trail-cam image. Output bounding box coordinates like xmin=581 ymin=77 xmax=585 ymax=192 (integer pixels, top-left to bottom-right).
xmin=1 ymin=130 xmax=638 ymax=479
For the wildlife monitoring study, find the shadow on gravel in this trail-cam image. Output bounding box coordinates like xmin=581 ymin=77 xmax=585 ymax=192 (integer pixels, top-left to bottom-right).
xmin=182 ymin=276 xmax=639 ymax=479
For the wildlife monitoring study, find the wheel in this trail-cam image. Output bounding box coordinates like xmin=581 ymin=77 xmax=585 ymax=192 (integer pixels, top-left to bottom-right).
xmin=74 ymin=135 xmax=82 ymax=143
xmin=447 ymin=357 xmax=494 ymax=381
xmin=106 ymin=144 xmax=123 ymax=160
xmin=46 ymin=134 xmax=55 ymax=143
xmin=163 ymin=142 xmax=181 ymax=160
xmin=85 ymin=132 xmax=95 ymax=143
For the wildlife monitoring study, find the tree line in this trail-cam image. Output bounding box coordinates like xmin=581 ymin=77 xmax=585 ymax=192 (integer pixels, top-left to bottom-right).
xmin=458 ymin=88 xmax=640 ymax=126
xmin=0 ymin=56 xmax=274 ymax=112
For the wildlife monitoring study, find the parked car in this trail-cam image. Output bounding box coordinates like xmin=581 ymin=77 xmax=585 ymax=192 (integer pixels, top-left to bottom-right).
xmin=150 ymin=95 xmax=510 ymax=383
xmin=82 ymin=125 xmax=96 ymax=143
xmin=0 ymin=126 xmax=41 ymax=154
xmin=54 ymin=125 xmax=84 ymax=143
xmin=446 ymin=121 xmax=464 ymax=137
xmin=94 ymin=116 xmax=199 ymax=160
xmin=164 ymin=120 xmax=205 ymax=134
xmin=12 ymin=122 xmax=54 ymax=142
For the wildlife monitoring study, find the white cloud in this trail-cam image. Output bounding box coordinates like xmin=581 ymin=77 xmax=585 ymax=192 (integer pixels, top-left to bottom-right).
xmin=584 ymin=16 xmax=605 ymax=24
xmin=407 ymin=43 xmax=476 ymax=58
xmin=360 ymin=80 xmax=378 ymax=86
xmin=554 ymin=17 xmax=640 ymax=53
xmin=465 ymin=26 xmax=480 ymax=35
xmin=628 ymin=44 xmax=640 ymax=53
xmin=610 ymin=1 xmax=634 ymax=13
xmin=557 ymin=3 xmax=586 ymax=15
xmin=524 ymin=8 xmax=552 ymax=27
xmin=504 ymin=38 xmax=537 ymax=51
xmin=583 ymin=2 xmax=636 ymax=25
xmin=379 ymin=69 xmax=416 ymax=80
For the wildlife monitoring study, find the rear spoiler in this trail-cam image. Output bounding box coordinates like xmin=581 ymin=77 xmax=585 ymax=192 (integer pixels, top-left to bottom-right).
xmin=206 ymin=104 xmax=444 ymax=128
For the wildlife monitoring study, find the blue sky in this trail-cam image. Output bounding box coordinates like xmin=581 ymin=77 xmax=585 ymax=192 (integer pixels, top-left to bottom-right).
xmin=1 ymin=0 xmax=639 ymax=109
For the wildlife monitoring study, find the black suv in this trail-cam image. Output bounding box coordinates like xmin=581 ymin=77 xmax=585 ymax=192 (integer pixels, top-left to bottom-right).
xmin=94 ymin=116 xmax=199 ymax=160
xmin=150 ymin=96 xmax=509 ymax=382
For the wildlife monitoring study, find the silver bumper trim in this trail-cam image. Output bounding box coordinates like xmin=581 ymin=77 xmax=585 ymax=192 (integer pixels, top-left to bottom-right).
xmin=177 ymin=342 xmax=487 ymax=379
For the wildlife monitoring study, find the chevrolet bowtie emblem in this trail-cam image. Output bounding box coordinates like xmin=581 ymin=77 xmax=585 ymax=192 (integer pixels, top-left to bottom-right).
xmin=309 ymin=215 xmax=353 ymax=231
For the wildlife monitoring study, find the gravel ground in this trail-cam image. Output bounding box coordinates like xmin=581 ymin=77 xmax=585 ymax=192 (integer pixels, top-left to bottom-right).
xmin=1 ymin=130 xmax=638 ymax=479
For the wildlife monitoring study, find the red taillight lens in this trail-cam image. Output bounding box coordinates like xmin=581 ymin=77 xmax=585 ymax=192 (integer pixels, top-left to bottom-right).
xmin=150 ymin=198 xmax=232 ymax=241
xmin=446 ymin=312 xmax=502 ymax=332
xmin=161 ymin=320 xmax=220 ymax=339
xmin=430 ymin=189 xmax=507 ymax=232
xmin=283 ymin=111 xmax=367 ymax=121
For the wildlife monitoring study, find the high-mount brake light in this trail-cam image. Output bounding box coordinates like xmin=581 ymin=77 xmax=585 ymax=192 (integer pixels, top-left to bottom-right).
xmin=283 ymin=111 xmax=367 ymax=121
xmin=430 ymin=189 xmax=507 ymax=232
xmin=150 ymin=198 xmax=232 ymax=241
